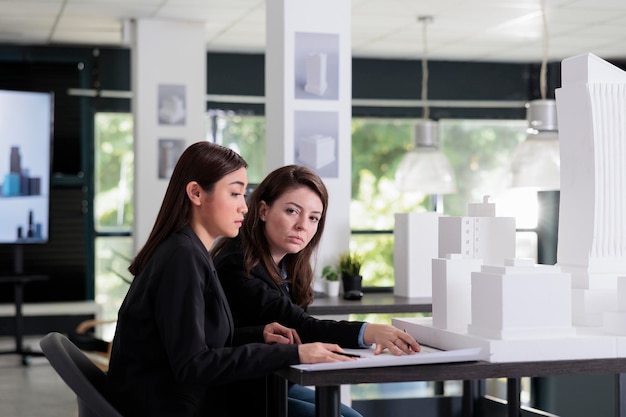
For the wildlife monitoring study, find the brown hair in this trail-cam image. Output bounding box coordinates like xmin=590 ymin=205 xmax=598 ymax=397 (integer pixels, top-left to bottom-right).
xmin=214 ymin=164 xmax=328 ymax=308
xmin=129 ymin=141 xmax=247 ymax=276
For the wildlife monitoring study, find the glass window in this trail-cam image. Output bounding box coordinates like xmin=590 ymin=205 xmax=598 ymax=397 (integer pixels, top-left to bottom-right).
xmin=350 ymin=119 xmax=430 ymax=288
xmin=94 ymin=113 xmax=134 ymax=232
xmin=94 ymin=235 xmax=133 ymax=337
xmin=350 ymin=118 xmax=534 ymax=288
xmin=440 ymin=120 xmax=538 ymax=262
xmin=94 ymin=113 xmax=134 ymax=334
xmin=207 ymin=110 xmax=266 ymax=184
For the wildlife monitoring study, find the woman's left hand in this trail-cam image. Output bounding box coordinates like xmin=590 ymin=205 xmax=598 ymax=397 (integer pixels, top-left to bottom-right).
xmin=263 ymin=322 xmax=302 ymax=345
xmin=363 ymin=323 xmax=421 ymax=355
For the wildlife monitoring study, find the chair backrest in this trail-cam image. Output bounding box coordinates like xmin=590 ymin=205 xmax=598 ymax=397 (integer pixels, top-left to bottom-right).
xmin=39 ymin=332 xmax=123 ymax=417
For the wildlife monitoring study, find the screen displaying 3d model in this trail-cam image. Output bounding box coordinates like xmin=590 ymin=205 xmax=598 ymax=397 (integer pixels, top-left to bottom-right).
xmin=0 ymin=89 xmax=53 ymax=244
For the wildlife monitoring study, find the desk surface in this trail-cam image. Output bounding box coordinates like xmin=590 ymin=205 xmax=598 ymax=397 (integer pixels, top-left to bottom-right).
xmin=308 ymin=292 xmax=432 ymax=316
xmin=277 ymin=357 xmax=626 ymax=387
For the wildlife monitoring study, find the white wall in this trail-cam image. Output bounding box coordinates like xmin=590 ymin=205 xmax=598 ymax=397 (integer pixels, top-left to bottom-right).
xmin=131 ymin=18 xmax=206 ymax=252
xmin=265 ymin=0 xmax=352 ymax=275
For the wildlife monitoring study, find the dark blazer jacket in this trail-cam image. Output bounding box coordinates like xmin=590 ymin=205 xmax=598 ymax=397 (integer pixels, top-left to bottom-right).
xmin=106 ymin=226 xmax=299 ymax=417
xmin=213 ymin=237 xmax=365 ymax=347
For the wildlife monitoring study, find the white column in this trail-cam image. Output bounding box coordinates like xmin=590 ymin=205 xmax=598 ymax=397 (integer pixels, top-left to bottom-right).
xmin=131 ymin=19 xmax=206 ymax=252
xmin=265 ymin=0 xmax=352 ymax=272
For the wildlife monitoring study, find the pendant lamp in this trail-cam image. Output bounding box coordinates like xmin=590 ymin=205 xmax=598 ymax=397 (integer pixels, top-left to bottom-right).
xmin=510 ymin=0 xmax=560 ymax=190
xmin=396 ymin=120 xmax=456 ymax=194
xmin=511 ymin=99 xmax=560 ymax=189
xmin=395 ymin=16 xmax=457 ymax=195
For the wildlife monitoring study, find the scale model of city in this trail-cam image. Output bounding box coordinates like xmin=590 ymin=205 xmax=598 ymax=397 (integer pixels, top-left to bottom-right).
xmin=393 ymin=53 xmax=626 ymax=362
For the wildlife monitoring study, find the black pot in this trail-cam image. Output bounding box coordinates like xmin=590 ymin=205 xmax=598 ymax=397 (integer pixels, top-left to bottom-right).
xmin=341 ymin=273 xmax=363 ymax=300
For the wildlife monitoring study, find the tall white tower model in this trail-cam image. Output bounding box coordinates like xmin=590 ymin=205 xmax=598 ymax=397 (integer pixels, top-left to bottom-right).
xmin=555 ymin=53 xmax=626 ymax=325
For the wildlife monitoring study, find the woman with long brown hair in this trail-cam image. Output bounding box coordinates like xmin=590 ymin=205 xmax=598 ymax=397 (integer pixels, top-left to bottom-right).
xmin=212 ymin=164 xmax=420 ymax=417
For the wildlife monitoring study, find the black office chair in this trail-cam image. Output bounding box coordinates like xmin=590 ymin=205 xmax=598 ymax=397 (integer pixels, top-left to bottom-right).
xmin=39 ymin=332 xmax=123 ymax=417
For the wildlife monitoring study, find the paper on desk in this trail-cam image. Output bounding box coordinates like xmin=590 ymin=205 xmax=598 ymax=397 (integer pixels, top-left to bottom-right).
xmin=292 ymin=345 xmax=484 ymax=371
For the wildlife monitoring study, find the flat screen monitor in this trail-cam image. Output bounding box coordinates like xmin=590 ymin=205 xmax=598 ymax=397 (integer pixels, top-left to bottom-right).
xmin=0 ymin=89 xmax=53 ymax=244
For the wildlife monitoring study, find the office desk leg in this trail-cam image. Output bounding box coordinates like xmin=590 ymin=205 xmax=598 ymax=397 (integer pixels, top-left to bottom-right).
xmin=507 ymin=377 xmax=521 ymax=417
xmin=434 ymin=381 xmax=445 ymax=395
xmin=463 ymin=379 xmax=484 ymax=417
xmin=268 ymin=375 xmax=288 ymax=417
xmin=616 ymin=373 xmax=626 ymax=417
xmin=316 ymin=385 xmax=341 ymax=417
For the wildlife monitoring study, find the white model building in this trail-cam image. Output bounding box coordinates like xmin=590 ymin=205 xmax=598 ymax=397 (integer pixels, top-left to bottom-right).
xmin=555 ymin=53 xmax=626 ymax=326
xmin=397 ymin=252 xmax=609 ymax=362
xmin=394 ymin=196 xmax=514 ymax=299
xmin=438 ymin=196 xmax=516 ymax=265
xmin=393 ymin=211 xmax=440 ymax=298
xmin=603 ymin=277 xmax=626 ymax=336
xmin=430 ymin=196 xmax=508 ymax=330
xmin=432 ymin=254 xmax=482 ymax=330
xmin=468 ymin=258 xmax=575 ymax=340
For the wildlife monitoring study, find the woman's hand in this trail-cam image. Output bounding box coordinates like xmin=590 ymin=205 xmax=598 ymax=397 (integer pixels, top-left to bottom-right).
xmin=263 ymin=322 xmax=302 ymax=345
xmin=297 ymin=342 xmax=358 ymax=364
xmin=363 ymin=323 xmax=421 ymax=355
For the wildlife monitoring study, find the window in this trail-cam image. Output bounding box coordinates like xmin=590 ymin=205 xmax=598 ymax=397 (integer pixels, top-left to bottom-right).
xmin=208 ymin=110 xmax=266 ymax=184
xmin=94 ymin=113 xmax=134 ymax=334
xmin=350 ymin=118 xmax=532 ymax=289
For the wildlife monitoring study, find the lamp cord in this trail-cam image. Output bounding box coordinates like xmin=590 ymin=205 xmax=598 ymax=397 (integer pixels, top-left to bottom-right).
xmin=420 ymin=16 xmax=431 ymax=120
xmin=540 ymin=0 xmax=549 ymax=100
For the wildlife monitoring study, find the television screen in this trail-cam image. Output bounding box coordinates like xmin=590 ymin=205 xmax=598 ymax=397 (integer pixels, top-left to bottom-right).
xmin=0 ymin=89 xmax=53 ymax=244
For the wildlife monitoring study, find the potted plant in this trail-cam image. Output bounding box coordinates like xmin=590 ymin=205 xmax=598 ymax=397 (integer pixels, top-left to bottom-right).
xmin=321 ymin=265 xmax=340 ymax=297
xmin=338 ymin=251 xmax=364 ymax=300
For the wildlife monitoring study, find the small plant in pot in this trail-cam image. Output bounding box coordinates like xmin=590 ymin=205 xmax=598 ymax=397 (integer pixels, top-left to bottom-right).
xmin=338 ymin=251 xmax=364 ymax=300
xmin=321 ymin=265 xmax=340 ymax=297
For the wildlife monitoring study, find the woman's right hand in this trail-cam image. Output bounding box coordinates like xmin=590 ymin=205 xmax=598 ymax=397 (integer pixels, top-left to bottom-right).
xmin=263 ymin=322 xmax=301 ymax=345
xmin=297 ymin=342 xmax=357 ymax=364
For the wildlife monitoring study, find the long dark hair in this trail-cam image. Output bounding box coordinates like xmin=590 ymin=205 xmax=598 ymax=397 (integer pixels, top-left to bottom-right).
xmin=215 ymin=164 xmax=328 ymax=307
xmin=129 ymin=141 xmax=247 ymax=276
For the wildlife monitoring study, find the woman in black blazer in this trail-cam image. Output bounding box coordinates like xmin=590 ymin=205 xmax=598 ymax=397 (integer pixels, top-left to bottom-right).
xmin=106 ymin=143 xmax=354 ymax=417
xmin=212 ymin=164 xmax=421 ymax=417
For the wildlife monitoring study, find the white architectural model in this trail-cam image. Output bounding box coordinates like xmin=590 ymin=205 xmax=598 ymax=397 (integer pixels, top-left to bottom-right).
xmin=555 ymin=53 xmax=626 ymax=326
xmin=432 ymin=254 xmax=482 ymax=330
xmin=304 ymin=52 xmax=328 ymax=96
xmin=439 ymin=196 xmax=515 ymax=265
xmin=603 ymin=277 xmax=626 ymax=336
xmin=468 ymin=258 xmax=574 ymax=340
xmin=394 ymin=53 xmax=626 ymax=362
xmin=394 ymin=197 xmax=514 ymax=299
xmin=298 ymin=134 xmax=336 ymax=169
xmin=393 ymin=212 xmax=440 ymax=298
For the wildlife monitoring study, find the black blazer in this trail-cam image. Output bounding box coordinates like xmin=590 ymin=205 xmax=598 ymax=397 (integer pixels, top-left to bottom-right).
xmin=213 ymin=237 xmax=364 ymax=347
xmin=106 ymin=226 xmax=299 ymax=417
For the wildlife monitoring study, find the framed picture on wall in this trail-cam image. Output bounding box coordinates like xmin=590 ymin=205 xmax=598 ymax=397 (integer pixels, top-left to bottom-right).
xmin=158 ymin=138 xmax=185 ymax=179
xmin=294 ymin=32 xmax=339 ymax=101
xmin=157 ymin=84 xmax=186 ymax=125
xmin=294 ymin=110 xmax=339 ymax=178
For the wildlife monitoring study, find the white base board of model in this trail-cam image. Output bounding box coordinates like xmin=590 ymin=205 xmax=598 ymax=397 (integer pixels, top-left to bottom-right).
xmin=394 ymin=316 xmax=620 ymax=363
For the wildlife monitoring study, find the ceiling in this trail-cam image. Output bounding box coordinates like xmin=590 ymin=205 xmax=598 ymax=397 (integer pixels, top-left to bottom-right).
xmin=1 ymin=0 xmax=626 ymax=63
